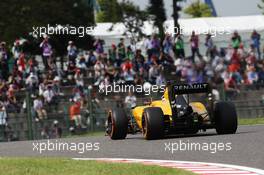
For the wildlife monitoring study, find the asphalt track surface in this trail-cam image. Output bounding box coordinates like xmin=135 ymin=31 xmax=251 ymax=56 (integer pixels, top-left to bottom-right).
xmin=0 ymin=125 xmax=263 ymax=169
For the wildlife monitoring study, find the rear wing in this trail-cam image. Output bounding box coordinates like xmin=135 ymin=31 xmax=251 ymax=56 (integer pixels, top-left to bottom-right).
xmin=172 ymin=83 xmax=211 ymax=95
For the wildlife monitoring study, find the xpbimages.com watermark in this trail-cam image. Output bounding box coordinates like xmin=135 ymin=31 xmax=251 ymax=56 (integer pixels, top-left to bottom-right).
xmin=32 ymin=24 xmax=94 ymax=37
xmin=32 ymin=140 xmax=100 ymax=154
xmin=169 ymin=26 xmax=232 ymax=37
xmin=99 ymin=82 xmax=166 ymax=95
xmin=164 ymin=140 xmax=232 ymax=154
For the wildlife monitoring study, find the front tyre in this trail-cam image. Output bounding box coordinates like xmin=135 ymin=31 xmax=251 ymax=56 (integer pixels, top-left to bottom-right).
xmin=214 ymin=101 xmax=238 ymax=134
xmin=107 ymin=108 xmax=128 ymax=139
xmin=142 ymin=107 xmax=164 ymax=140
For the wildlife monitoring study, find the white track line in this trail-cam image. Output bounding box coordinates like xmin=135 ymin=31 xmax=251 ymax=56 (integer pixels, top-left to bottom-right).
xmin=73 ymin=158 xmax=264 ymax=175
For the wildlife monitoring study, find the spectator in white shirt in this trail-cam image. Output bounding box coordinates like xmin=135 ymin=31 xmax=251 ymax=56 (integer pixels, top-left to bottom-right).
xmin=0 ymin=101 xmax=7 ymax=126
xmin=144 ymin=36 xmax=152 ymax=60
xmin=43 ymin=86 xmax=55 ymax=104
xmin=25 ymin=72 xmax=39 ymax=97
xmin=11 ymin=40 xmax=22 ymax=60
xmin=39 ymin=37 xmax=53 ymax=70
xmin=74 ymin=69 xmax=84 ymax=90
xmin=125 ymin=92 xmax=137 ymax=109
xmin=67 ymin=41 xmax=78 ymax=64
xmin=33 ymin=96 xmax=47 ymax=120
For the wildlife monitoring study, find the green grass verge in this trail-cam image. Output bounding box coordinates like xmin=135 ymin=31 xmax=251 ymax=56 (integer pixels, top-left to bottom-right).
xmin=239 ymin=118 xmax=264 ymax=125
xmin=0 ymin=158 xmax=195 ymax=175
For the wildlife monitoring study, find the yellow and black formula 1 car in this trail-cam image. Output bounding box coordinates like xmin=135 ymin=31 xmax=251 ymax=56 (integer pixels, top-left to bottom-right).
xmin=106 ymin=82 xmax=237 ymax=140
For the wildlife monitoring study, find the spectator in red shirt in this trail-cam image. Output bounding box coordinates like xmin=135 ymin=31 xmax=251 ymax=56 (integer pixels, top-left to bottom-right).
xmin=122 ymin=59 xmax=133 ymax=72
xmin=225 ymin=74 xmax=240 ymax=99
xmin=17 ymin=53 xmax=26 ymax=73
xmin=69 ymin=101 xmax=86 ymax=129
xmin=229 ymin=49 xmax=241 ymax=73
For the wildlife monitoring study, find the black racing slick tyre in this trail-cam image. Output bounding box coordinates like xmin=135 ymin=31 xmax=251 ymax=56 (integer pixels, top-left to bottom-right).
xmin=214 ymin=101 xmax=238 ymax=134
xmin=142 ymin=107 xmax=164 ymax=140
xmin=108 ymin=108 xmax=128 ymax=140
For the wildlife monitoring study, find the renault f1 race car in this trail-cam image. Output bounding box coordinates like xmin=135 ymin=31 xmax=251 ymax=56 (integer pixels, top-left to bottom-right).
xmin=106 ymin=82 xmax=238 ymax=140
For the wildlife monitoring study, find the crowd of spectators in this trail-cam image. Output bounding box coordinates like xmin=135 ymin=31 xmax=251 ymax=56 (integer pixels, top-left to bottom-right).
xmin=90 ymin=30 xmax=263 ymax=98
xmin=0 ymin=37 xmax=89 ymax=137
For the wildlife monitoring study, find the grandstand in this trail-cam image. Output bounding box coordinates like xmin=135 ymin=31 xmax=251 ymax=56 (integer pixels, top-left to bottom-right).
xmin=0 ymin=26 xmax=263 ymax=141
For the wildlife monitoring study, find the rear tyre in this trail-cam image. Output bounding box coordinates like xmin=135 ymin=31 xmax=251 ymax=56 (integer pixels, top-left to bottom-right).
xmin=107 ymin=108 xmax=128 ymax=139
xmin=214 ymin=101 xmax=237 ymax=134
xmin=142 ymin=107 xmax=164 ymax=140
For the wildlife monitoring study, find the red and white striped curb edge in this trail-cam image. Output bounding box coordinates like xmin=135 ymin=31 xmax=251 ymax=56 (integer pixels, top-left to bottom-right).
xmin=73 ymin=158 xmax=264 ymax=175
